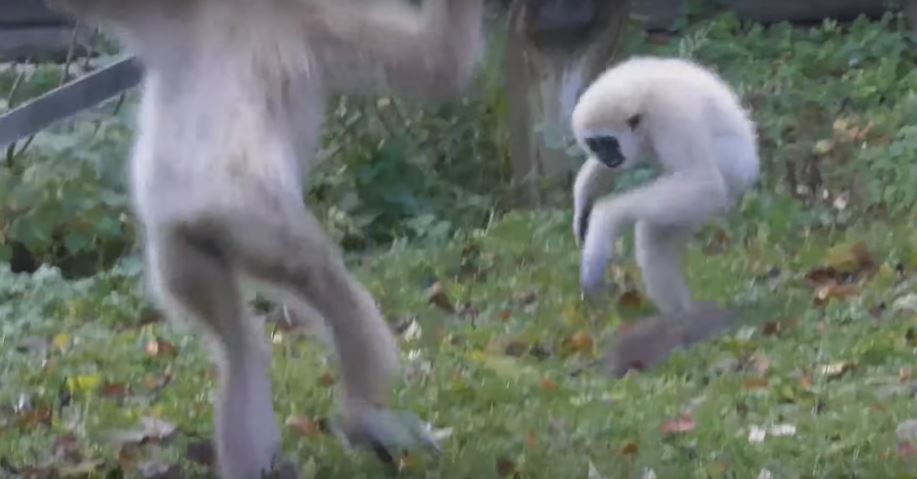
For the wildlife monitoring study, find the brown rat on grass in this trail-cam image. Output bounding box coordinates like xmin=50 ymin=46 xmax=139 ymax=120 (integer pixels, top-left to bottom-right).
xmin=600 ymin=301 xmax=741 ymax=378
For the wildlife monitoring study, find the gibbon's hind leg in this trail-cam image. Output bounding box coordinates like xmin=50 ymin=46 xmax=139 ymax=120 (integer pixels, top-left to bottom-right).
xmin=219 ymin=206 xmax=438 ymax=461
xmin=634 ymin=222 xmax=694 ymax=314
xmin=145 ymin=225 xmax=287 ymax=479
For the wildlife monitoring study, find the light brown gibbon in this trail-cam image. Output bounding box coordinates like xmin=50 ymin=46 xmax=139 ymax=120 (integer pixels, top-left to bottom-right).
xmin=45 ymin=0 xmax=485 ymax=477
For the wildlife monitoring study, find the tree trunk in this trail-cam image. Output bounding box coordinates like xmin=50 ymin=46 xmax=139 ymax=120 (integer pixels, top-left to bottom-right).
xmin=906 ymin=0 xmax=917 ymax=32
xmin=505 ymin=0 xmax=630 ymax=208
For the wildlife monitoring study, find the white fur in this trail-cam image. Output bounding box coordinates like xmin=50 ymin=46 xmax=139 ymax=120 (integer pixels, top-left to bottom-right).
xmin=570 ymin=56 xmax=759 ymax=313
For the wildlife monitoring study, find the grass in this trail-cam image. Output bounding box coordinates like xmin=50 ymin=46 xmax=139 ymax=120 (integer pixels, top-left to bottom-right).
xmin=2 ymin=7 xmax=917 ymax=479
xmin=1 ymin=207 xmax=916 ymax=478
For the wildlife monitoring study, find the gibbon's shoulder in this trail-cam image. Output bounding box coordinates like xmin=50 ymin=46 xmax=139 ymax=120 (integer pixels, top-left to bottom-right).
xmin=572 ymin=56 xmax=746 ymax=135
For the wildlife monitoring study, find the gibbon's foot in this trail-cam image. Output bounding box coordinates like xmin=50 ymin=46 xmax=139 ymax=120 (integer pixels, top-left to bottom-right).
xmin=260 ymin=455 xmax=299 ymax=479
xmin=337 ymin=408 xmax=441 ymax=464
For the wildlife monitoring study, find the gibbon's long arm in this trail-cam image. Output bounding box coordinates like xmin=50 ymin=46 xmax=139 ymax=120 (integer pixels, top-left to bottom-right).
xmin=306 ymin=0 xmax=484 ymax=100
xmin=572 ymin=157 xmax=616 ymax=244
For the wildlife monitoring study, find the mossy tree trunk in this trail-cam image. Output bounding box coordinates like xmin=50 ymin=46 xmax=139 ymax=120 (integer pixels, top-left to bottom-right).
xmin=504 ymin=0 xmax=630 ymax=208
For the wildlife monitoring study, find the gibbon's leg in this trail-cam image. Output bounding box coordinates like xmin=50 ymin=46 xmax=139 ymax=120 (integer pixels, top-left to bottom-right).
xmin=215 ymin=206 xmax=435 ymax=459
xmin=634 ymin=222 xmax=694 ymax=314
xmin=146 ymin=227 xmax=285 ymax=479
xmin=581 ymin=172 xmax=729 ymax=295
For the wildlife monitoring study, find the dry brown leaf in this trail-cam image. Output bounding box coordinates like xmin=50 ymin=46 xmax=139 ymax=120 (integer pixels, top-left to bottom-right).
xmin=661 ymin=413 xmax=696 ymax=436
xmin=100 ymin=382 xmax=130 ymax=399
xmin=426 ymin=281 xmax=455 ymax=313
xmin=286 ymin=415 xmax=324 ymax=438
xmin=617 ymin=290 xmax=644 ymax=310
xmin=145 ymin=339 xmax=178 ymax=358
xmin=540 ymin=378 xmax=558 ymax=392
xmin=496 ymin=457 xmax=517 ymax=477
xmin=318 ymin=372 xmax=335 ymax=387
xmin=563 ymin=331 xmax=595 ymax=357
xmin=743 ymin=377 xmax=770 ymax=390
xmin=525 ymin=431 xmax=539 ymax=449
xmin=619 ymin=442 xmax=639 ymax=456
xmin=819 ymin=361 xmax=856 ymax=379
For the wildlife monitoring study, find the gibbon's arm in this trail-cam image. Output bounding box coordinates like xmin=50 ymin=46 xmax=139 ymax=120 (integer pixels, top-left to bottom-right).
xmin=579 ymin=129 xmax=728 ymax=295
xmin=572 ymin=157 xmax=616 ymax=244
xmin=303 ymin=0 xmax=484 ymax=101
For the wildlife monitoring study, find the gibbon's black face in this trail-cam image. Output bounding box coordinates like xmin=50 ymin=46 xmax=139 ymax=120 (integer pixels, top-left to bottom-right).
xmin=585 ymin=135 xmax=625 ymax=168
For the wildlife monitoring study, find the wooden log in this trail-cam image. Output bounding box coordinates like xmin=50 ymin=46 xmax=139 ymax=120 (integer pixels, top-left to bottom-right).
xmin=730 ymin=0 xmax=888 ymax=24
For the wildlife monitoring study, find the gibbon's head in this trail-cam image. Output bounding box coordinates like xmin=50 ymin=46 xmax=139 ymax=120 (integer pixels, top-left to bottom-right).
xmin=571 ymin=55 xmax=714 ymax=170
xmin=570 ymin=62 xmax=655 ymax=170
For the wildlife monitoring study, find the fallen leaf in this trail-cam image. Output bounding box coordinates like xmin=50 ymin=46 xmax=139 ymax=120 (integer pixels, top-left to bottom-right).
xmin=496 ymin=457 xmax=516 ymax=477
xmin=748 ymin=425 xmax=766 ymax=443
xmin=145 ymin=339 xmax=178 ymax=358
xmin=742 ymin=377 xmax=770 ymax=390
xmin=286 ymin=415 xmax=325 ymax=438
xmin=539 ymin=378 xmax=558 ymax=392
xmin=16 ymin=407 xmax=52 ymax=428
xmin=617 ymin=290 xmax=644 ymax=310
xmin=525 ymin=431 xmax=539 ymax=449
xmin=318 ymin=372 xmax=335 ymax=387
xmin=661 ymin=413 xmax=696 ymax=436
xmin=761 ymin=321 xmax=783 ymax=336
xmin=806 ymin=267 xmax=839 ymax=286
xmin=100 ymin=382 xmax=130 ymax=399
xmin=426 ymin=281 xmax=455 ymax=313
xmin=562 ymin=331 xmax=595 ymax=357
xmin=818 ymin=361 xmax=856 ymax=379
xmin=619 ymin=442 xmax=639 ymax=456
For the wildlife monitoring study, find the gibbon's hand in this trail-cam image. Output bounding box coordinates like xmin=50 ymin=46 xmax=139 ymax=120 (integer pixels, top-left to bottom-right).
xmin=573 ymin=201 xmax=592 ymax=246
xmin=338 ymin=407 xmax=442 ymax=464
xmin=580 ymin=207 xmax=617 ymax=296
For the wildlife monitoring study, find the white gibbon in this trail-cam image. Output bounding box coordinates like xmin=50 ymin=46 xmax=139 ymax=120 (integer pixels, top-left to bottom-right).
xmin=45 ymin=0 xmax=484 ymax=477
xmin=571 ymin=56 xmax=760 ymax=314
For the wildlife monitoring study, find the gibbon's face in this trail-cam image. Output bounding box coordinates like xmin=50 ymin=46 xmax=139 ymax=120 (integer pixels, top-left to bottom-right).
xmin=579 ymin=114 xmax=643 ymax=169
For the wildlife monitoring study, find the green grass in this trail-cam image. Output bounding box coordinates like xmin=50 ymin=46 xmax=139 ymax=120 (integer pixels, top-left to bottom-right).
xmin=1 ymin=208 xmax=916 ymax=478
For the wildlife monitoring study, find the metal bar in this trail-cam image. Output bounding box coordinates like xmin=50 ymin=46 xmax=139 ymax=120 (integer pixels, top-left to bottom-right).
xmin=0 ymin=56 xmax=143 ymax=149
